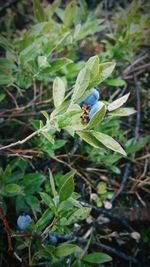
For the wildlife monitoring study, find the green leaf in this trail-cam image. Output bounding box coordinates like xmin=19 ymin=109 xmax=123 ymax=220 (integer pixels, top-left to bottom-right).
xmin=16 ymin=71 xmax=32 ymax=89
xmin=107 ymin=78 xmax=126 ymax=86
xmin=53 ymin=77 xmax=65 ymax=108
xmin=86 ymin=104 xmax=106 ymax=129
xmin=0 ymin=35 xmax=13 ymax=51
xmin=41 ymin=111 xmax=50 ymax=120
xmin=77 ymin=131 xmax=103 ymax=149
xmin=108 ymin=93 xmax=130 ymax=111
xmin=0 ymin=74 xmax=14 ymax=86
xmin=40 ymin=192 xmax=52 ymax=206
xmin=50 ymin=58 xmax=73 ymax=72
xmin=125 ymin=137 xmax=149 ymax=154
xmin=74 ymin=19 xmax=105 ymax=41
xmin=36 ymin=209 xmax=53 ymax=231
xmin=86 ymin=55 xmax=99 ymax=83
xmin=54 ymin=243 xmax=79 ymax=257
xmin=79 ymin=0 xmax=88 ymax=21
xmin=0 ymin=58 xmax=16 ymax=71
xmin=77 ymin=131 xmax=126 ymax=156
xmin=97 ymin=182 xmax=107 ymax=194
xmin=99 ymin=62 xmax=116 ymax=83
xmin=46 ymin=0 xmax=61 ymax=19
xmin=0 ymin=93 xmax=6 ymax=102
xmin=55 ymin=170 xmax=75 ymax=190
xmin=72 ymin=67 xmax=90 ymax=102
xmin=61 ymin=207 xmax=91 ymax=225
xmin=64 ymin=1 xmax=77 ymax=27
xmin=37 ymin=55 xmax=49 ymax=68
xmin=33 ymin=0 xmax=46 ymax=22
xmin=59 ymin=176 xmax=74 ymax=202
xmin=25 ymin=195 xmax=40 ymax=210
xmin=49 ymin=169 xmax=56 ymax=203
xmin=4 ymin=184 xmax=22 ymax=195
xmin=22 ymin=173 xmax=45 ymax=193
xmin=51 ymin=100 xmax=70 ymax=117
xmin=57 ymin=104 xmax=82 ymax=128
xmin=109 ymin=107 xmax=136 ymax=116
xmin=41 ymin=131 xmax=55 ymax=144
xmin=92 ymin=131 xmax=127 ymax=156
xmin=83 ymin=252 xmax=112 ymax=264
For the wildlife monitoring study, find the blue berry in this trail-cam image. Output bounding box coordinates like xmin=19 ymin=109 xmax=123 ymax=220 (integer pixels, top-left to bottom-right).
xmin=55 ymin=195 xmax=59 ymax=205
xmin=17 ymin=215 xmax=31 ymax=230
xmin=82 ymin=88 xmax=99 ymax=107
xmin=49 ymin=234 xmax=58 ymax=246
xmin=89 ymin=101 xmax=104 ymax=119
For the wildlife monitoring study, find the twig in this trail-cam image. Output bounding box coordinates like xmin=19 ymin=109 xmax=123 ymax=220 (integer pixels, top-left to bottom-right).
xmin=123 ymin=54 xmax=148 ymax=75
xmin=110 ymin=163 xmax=130 ymax=204
xmin=0 ymin=129 xmax=40 ymax=151
xmin=11 ymin=231 xmax=42 ymax=240
xmin=124 ymin=62 xmax=150 ymax=75
xmin=4 ymin=88 xmax=19 ymax=109
xmin=51 ymin=156 xmax=95 ymax=189
xmin=80 ymin=201 xmax=134 ymax=233
xmin=0 ymin=204 xmax=13 ymax=253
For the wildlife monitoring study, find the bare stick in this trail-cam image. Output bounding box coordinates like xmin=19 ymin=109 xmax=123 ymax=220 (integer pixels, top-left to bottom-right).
xmin=110 ymin=163 xmax=130 ymax=204
xmin=0 ymin=204 xmax=13 ymax=253
xmin=0 ymin=129 xmax=40 ymax=151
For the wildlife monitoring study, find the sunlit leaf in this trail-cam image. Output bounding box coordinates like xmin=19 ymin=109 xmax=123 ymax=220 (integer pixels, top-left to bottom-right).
xmin=53 ymin=77 xmax=65 ymax=108
xmin=72 ymin=67 xmax=90 ymax=102
xmin=92 ymin=131 xmax=127 ymax=156
xmin=109 ymin=107 xmax=136 ymax=116
xmin=108 ymin=93 xmax=130 ymax=111
xmin=99 ymin=62 xmax=116 ymax=83
xmin=64 ymin=1 xmax=77 ymax=27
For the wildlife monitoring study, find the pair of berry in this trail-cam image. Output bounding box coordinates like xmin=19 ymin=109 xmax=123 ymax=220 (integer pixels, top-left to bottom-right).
xmin=81 ymin=88 xmax=103 ymax=122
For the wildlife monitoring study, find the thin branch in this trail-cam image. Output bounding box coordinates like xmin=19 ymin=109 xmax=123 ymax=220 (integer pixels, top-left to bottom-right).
xmin=51 ymin=155 xmax=95 ymax=189
xmin=80 ymin=201 xmax=134 ymax=233
xmin=4 ymin=88 xmax=19 ymax=109
xmin=110 ymin=163 xmax=130 ymax=204
xmin=0 ymin=129 xmax=40 ymax=151
xmin=0 ymin=204 xmax=13 ymax=253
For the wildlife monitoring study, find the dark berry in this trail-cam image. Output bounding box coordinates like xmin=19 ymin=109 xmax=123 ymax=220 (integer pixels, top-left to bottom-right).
xmin=81 ymin=88 xmax=99 ymax=107
xmin=49 ymin=234 xmax=58 ymax=246
xmin=17 ymin=215 xmax=31 ymax=230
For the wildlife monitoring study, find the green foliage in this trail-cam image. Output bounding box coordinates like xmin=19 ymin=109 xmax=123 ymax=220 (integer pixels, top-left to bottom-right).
xmin=83 ymin=252 xmax=112 ymax=264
